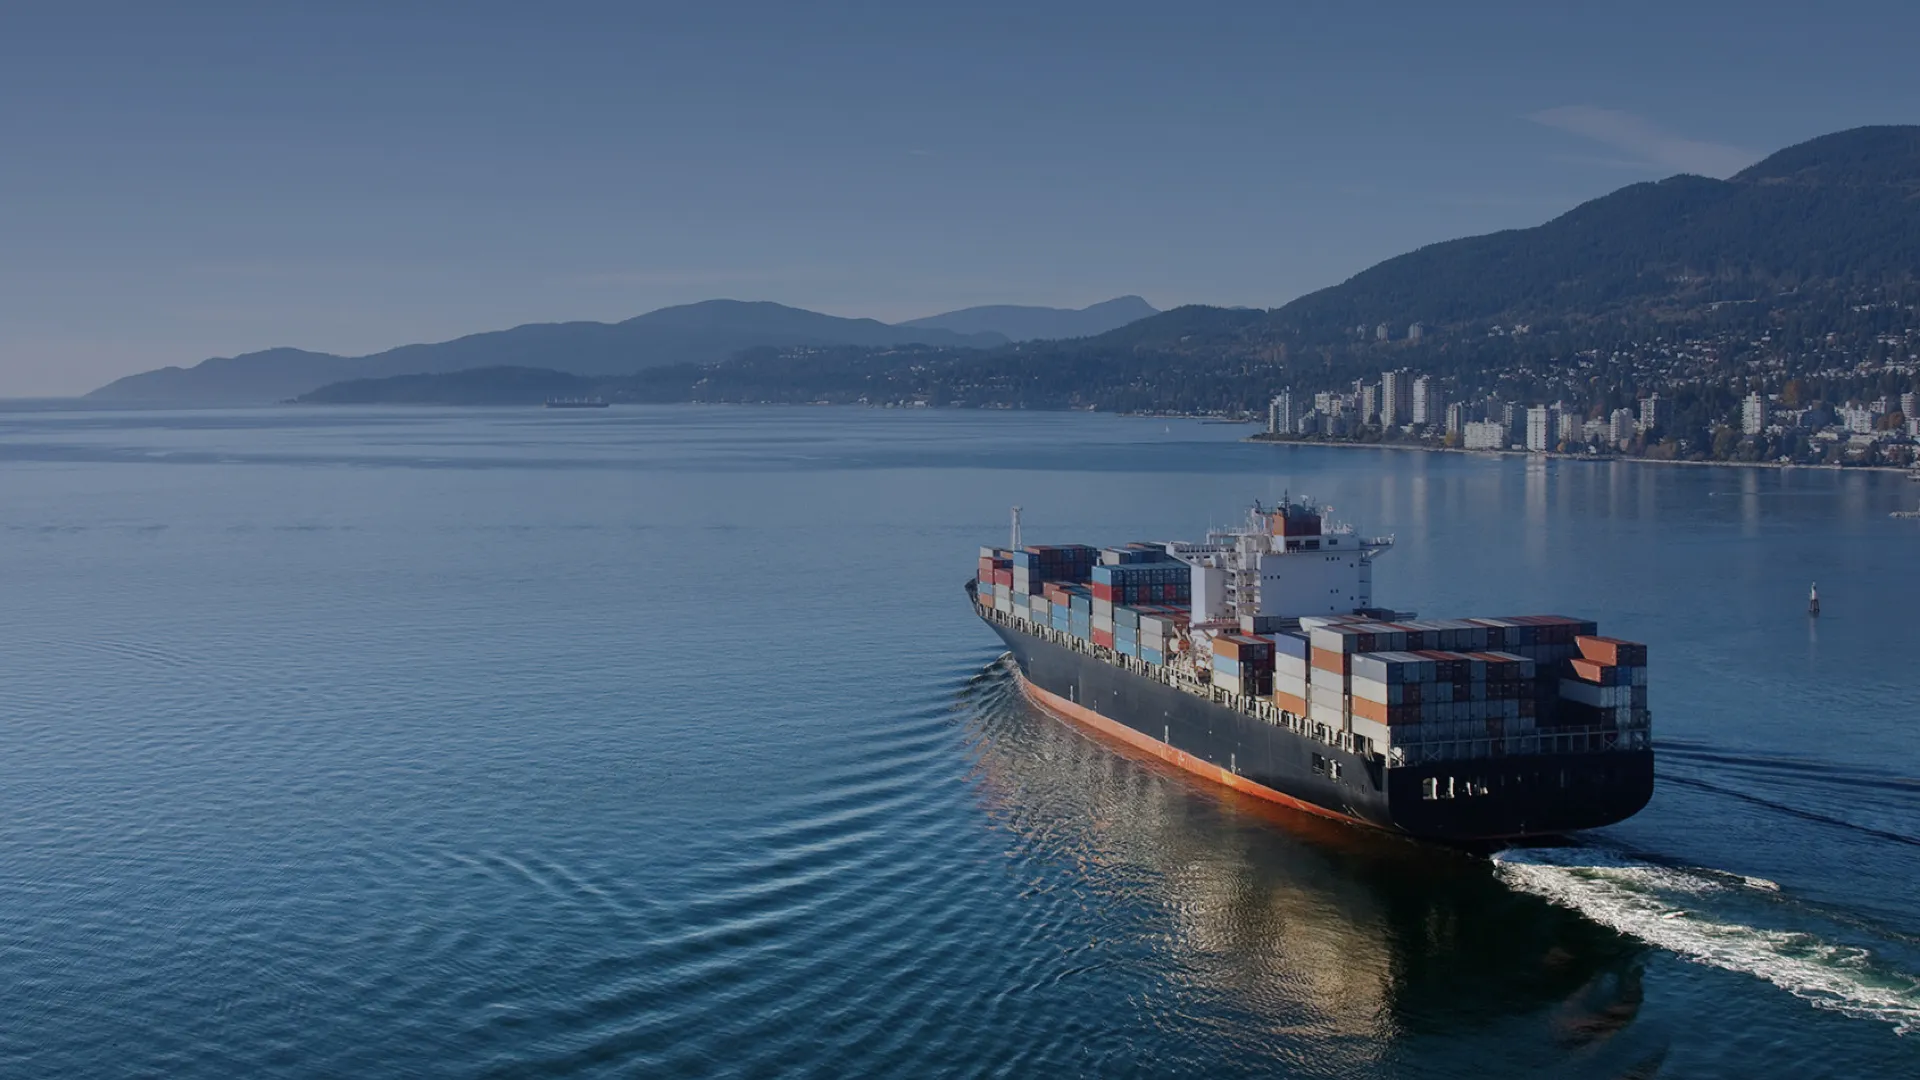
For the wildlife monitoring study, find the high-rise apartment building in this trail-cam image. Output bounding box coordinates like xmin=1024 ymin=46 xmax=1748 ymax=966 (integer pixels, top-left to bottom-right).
xmin=1638 ymin=393 xmax=1672 ymax=434
xmin=1381 ymin=370 xmax=1412 ymax=427
xmin=1268 ymin=390 xmax=1295 ymax=435
xmin=1556 ymin=409 xmax=1579 ymax=446
xmin=1609 ymin=408 xmax=1637 ymax=446
xmin=1525 ymin=406 xmax=1552 ymax=452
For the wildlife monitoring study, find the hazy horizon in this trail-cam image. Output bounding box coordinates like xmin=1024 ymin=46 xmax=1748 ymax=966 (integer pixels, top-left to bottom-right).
xmin=5 ymin=2 xmax=1919 ymax=396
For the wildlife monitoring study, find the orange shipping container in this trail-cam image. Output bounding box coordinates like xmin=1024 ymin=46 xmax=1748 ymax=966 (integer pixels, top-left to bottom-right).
xmin=1569 ymin=657 xmax=1606 ymax=683
xmin=1576 ymin=635 xmax=1647 ymax=666
xmin=1351 ymin=696 xmax=1388 ymax=724
xmin=1311 ymin=647 xmax=1351 ymax=676
xmin=1273 ymin=691 xmax=1308 ymax=717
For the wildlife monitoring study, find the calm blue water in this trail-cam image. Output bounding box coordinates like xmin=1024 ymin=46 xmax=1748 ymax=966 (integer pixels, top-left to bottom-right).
xmin=1 ymin=405 xmax=1916 ymax=1078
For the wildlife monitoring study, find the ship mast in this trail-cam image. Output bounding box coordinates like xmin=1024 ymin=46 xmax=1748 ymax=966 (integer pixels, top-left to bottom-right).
xmin=1010 ymin=506 xmax=1023 ymax=552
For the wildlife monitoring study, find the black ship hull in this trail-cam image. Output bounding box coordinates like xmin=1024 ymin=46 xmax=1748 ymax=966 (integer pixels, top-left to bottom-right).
xmin=982 ymin=607 xmax=1653 ymax=843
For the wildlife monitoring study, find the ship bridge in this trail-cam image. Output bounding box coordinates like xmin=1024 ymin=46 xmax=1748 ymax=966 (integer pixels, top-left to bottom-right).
xmin=1172 ymin=499 xmax=1393 ymax=625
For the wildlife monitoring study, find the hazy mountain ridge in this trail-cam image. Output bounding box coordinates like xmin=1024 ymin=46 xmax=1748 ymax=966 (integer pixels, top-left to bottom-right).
xmin=86 ymin=300 xmax=1009 ymax=404
xmin=899 ymin=296 xmax=1157 ymax=340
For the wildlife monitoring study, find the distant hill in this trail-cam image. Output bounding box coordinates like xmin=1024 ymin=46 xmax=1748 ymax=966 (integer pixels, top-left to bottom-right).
xmin=87 ymin=299 xmax=1007 ymax=405
xmin=899 ymin=295 xmax=1157 ymax=341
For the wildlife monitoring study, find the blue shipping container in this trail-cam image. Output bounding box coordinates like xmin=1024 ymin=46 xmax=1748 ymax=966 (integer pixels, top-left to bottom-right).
xmin=1273 ymin=632 xmax=1310 ymax=660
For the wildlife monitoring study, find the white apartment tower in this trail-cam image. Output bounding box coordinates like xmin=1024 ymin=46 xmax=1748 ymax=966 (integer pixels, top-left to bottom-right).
xmin=1411 ymin=374 xmax=1442 ymax=425
xmin=1381 ymin=370 xmax=1411 ymax=427
xmin=1609 ymin=408 xmax=1637 ymax=447
xmin=1268 ymin=390 xmax=1296 ymax=435
xmin=1525 ymin=405 xmax=1552 ymax=452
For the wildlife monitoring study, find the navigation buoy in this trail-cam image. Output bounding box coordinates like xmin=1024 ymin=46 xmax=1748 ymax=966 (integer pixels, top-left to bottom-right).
xmin=1808 ymin=582 xmax=1820 ymax=618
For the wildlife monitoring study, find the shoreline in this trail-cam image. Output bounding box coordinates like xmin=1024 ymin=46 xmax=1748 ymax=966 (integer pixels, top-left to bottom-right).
xmin=1241 ymin=434 xmax=1919 ymax=476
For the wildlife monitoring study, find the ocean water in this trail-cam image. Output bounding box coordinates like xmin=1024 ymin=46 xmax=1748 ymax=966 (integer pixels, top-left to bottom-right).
xmin=0 ymin=404 xmax=1916 ymax=1078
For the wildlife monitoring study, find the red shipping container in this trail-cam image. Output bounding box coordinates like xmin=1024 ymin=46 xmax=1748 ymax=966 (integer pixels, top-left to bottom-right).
xmin=1091 ymin=582 xmax=1115 ymax=602
xmin=1092 ymin=629 xmax=1115 ymax=648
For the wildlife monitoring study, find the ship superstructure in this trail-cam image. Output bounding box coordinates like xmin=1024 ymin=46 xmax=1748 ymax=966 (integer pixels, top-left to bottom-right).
xmin=970 ymin=499 xmax=1654 ymax=842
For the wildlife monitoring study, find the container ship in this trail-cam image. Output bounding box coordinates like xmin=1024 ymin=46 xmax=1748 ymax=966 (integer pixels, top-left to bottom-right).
xmin=969 ymin=500 xmax=1653 ymax=843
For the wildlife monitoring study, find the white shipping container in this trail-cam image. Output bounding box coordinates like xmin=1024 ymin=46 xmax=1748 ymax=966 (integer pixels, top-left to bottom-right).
xmin=1349 ymin=715 xmax=1390 ymax=750
xmin=1351 ymin=677 xmax=1391 ymax=705
xmin=1310 ymin=681 xmax=1346 ymax=710
xmin=994 ymin=597 xmax=1014 ymax=615
xmin=1275 ymin=672 xmax=1309 ymax=699
xmin=1309 ymin=627 xmax=1351 ymax=653
xmin=1308 ymin=700 xmax=1348 ymax=728
xmin=1276 ymin=653 xmax=1308 ymax=679
xmin=1307 ymin=664 xmax=1349 ymax=690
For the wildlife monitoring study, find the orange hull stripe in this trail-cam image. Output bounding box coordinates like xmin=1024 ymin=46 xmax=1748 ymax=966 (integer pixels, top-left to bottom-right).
xmin=1015 ymin=671 xmax=1367 ymax=828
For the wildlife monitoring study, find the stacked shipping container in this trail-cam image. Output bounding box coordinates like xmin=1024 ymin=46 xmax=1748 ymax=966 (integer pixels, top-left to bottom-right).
xmin=1558 ymin=636 xmax=1650 ymax=731
xmin=1274 ymin=615 xmax=1645 ymax=757
xmin=982 ymin=545 xmax=1647 ymax=761
xmin=1211 ymin=635 xmax=1276 ymax=697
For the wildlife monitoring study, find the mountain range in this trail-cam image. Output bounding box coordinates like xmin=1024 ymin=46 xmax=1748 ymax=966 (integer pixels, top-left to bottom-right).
xmin=1084 ymin=124 xmax=1920 ymax=354
xmin=86 ymin=297 xmax=1160 ymax=404
xmin=87 ymin=124 xmax=1920 ymax=408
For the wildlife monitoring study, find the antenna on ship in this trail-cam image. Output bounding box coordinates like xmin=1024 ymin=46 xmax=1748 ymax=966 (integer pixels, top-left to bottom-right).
xmin=1808 ymin=582 xmax=1820 ymax=618
xmin=1010 ymin=506 xmax=1023 ymax=552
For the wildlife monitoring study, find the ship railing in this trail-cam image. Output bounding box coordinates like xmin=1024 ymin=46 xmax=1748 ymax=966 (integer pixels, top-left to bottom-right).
xmin=1386 ymin=727 xmax=1650 ymax=765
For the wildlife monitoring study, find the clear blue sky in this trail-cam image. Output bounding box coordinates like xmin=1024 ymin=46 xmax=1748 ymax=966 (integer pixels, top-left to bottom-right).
xmin=3 ymin=1 xmax=1916 ymax=395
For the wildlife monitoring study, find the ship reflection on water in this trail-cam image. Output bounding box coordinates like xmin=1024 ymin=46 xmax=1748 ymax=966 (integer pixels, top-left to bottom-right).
xmin=959 ymin=659 xmax=1672 ymax=1077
